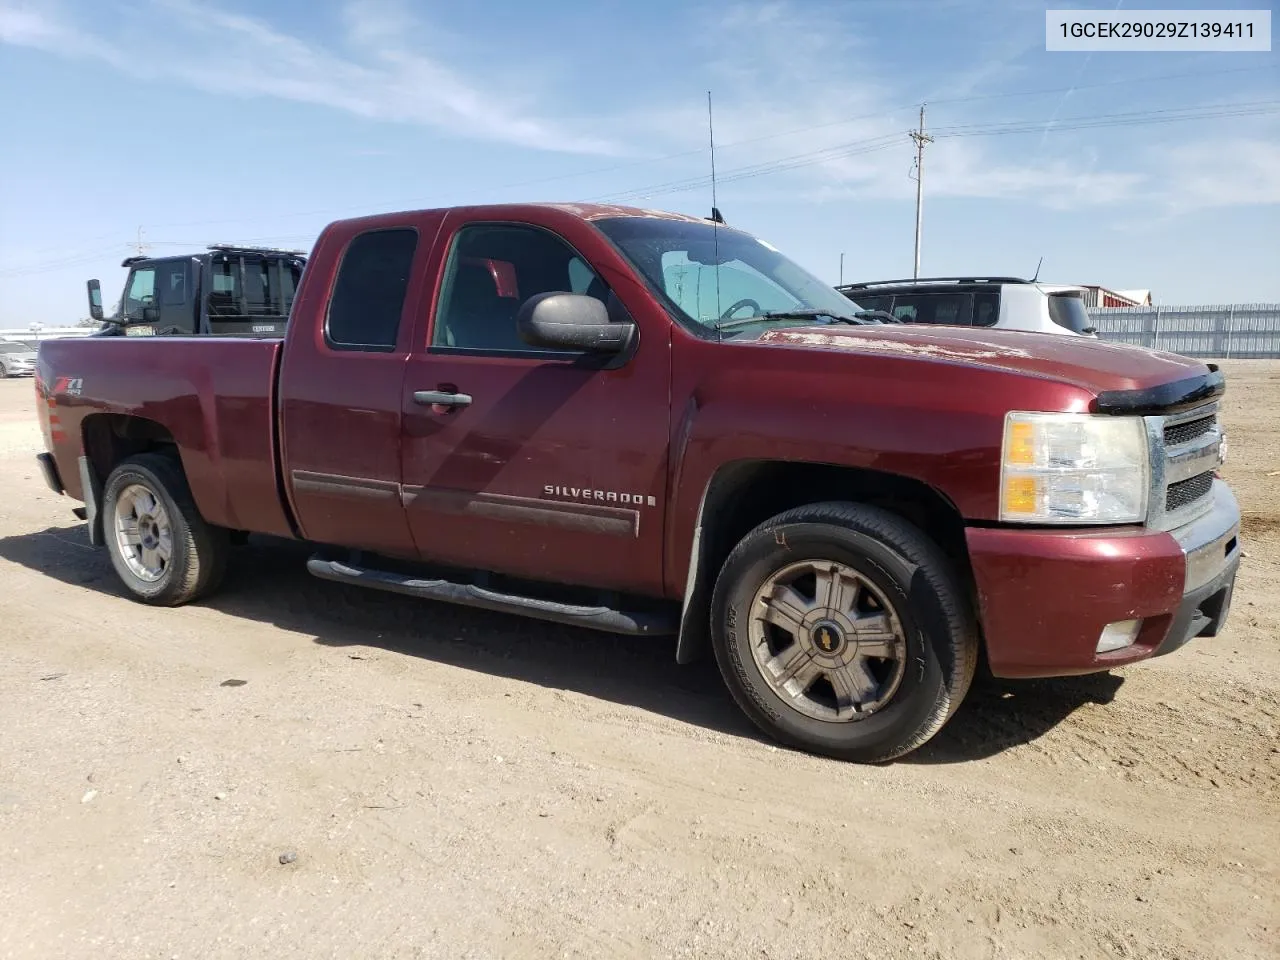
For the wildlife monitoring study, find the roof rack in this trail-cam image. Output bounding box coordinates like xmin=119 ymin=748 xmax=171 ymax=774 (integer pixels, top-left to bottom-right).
xmin=208 ymin=243 xmax=307 ymax=257
xmin=838 ymin=276 xmax=1030 ymax=290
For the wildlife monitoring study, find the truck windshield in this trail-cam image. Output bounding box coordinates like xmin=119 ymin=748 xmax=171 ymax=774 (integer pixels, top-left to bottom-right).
xmin=208 ymin=255 xmax=304 ymax=319
xmin=594 ymin=217 xmax=862 ymax=337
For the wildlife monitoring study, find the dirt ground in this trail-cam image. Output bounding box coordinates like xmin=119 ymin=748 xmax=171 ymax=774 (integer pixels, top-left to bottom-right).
xmin=0 ymin=362 xmax=1276 ymax=960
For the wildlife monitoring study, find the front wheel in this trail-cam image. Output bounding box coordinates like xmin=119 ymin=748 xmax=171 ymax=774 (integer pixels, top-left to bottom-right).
xmin=101 ymin=453 xmax=229 ymax=606
xmin=710 ymin=502 xmax=978 ymax=763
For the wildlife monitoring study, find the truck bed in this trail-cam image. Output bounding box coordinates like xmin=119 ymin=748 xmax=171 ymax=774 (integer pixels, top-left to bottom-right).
xmin=37 ymin=336 xmax=295 ymax=539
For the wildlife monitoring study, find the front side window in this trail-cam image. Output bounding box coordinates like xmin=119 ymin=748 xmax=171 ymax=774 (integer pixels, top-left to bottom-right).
xmin=327 ymin=229 xmax=418 ymax=351
xmin=124 ymin=267 xmax=156 ymax=317
xmin=594 ymin=217 xmax=861 ymax=338
xmin=433 ymin=224 xmax=607 ymax=352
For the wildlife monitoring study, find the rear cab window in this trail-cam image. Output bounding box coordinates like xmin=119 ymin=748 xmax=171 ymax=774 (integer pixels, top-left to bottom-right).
xmin=209 ymin=255 xmax=304 ymax=320
xmin=326 ymin=228 xmax=419 ymax=351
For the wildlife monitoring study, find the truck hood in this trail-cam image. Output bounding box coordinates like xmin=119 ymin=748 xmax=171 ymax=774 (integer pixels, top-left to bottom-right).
xmin=753 ymin=324 xmax=1211 ymax=401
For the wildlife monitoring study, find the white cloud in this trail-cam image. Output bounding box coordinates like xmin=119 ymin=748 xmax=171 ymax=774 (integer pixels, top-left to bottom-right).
xmin=1157 ymin=137 xmax=1280 ymax=212
xmin=0 ymin=0 xmax=622 ymax=155
xmin=591 ymin=0 xmax=1274 ymax=214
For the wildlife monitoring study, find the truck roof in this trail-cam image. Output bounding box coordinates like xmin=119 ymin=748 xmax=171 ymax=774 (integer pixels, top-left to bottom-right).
xmin=322 ymin=202 xmax=722 ymax=236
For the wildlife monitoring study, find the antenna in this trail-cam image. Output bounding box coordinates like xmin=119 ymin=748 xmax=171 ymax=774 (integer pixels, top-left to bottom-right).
xmin=1031 ymin=256 xmax=1044 ymax=282
xmin=708 ymin=90 xmax=722 ymax=341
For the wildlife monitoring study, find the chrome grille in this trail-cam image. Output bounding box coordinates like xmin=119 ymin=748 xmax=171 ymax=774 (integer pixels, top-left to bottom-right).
xmin=1163 ymin=416 xmax=1215 ymax=448
xmin=1144 ymin=402 xmax=1221 ymax=531
xmin=1166 ymin=472 xmax=1214 ymax=512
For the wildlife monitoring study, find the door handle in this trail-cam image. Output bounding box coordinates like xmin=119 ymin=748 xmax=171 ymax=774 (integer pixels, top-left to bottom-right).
xmin=414 ymin=389 xmax=473 ymax=408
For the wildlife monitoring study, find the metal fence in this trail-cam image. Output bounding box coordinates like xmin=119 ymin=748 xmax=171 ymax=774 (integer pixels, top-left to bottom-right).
xmin=1088 ymin=304 xmax=1280 ymax=359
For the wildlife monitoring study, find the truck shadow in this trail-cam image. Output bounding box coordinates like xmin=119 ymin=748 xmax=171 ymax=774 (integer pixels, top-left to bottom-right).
xmin=907 ymin=670 xmax=1125 ymax=765
xmin=0 ymin=525 xmax=1123 ymax=765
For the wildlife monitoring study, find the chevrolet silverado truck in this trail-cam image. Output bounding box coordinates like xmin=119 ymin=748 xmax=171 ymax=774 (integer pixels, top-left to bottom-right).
xmin=34 ymin=203 xmax=1240 ymax=762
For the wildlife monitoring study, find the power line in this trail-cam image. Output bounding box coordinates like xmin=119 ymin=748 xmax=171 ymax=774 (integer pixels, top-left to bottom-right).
xmin=926 ymin=64 xmax=1274 ymax=108
xmin=932 ymin=100 xmax=1280 ymax=138
xmin=3 ymin=92 xmax=1276 ymax=278
xmin=81 ymin=65 xmax=1276 ymax=237
xmin=591 ymin=133 xmax=904 ymax=203
xmin=129 ymin=226 xmax=150 ymax=257
xmin=588 ymin=99 xmax=1279 ymax=206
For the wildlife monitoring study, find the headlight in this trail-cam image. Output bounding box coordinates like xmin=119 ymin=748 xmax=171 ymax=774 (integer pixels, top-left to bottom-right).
xmin=1000 ymin=412 xmax=1149 ymax=524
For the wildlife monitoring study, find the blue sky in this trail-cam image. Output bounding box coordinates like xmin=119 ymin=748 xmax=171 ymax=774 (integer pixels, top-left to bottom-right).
xmin=0 ymin=0 xmax=1277 ymax=327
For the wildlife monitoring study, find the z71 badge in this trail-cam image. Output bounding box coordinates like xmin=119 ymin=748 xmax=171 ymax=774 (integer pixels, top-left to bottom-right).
xmin=54 ymin=377 xmax=83 ymax=397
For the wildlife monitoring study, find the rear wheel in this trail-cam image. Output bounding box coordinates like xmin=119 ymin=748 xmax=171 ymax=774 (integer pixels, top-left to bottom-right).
xmin=101 ymin=453 xmax=228 ymax=605
xmin=710 ymin=502 xmax=977 ymax=762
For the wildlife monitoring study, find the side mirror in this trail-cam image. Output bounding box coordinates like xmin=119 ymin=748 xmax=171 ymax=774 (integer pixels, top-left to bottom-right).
xmin=86 ymin=279 xmax=104 ymax=321
xmin=142 ymin=304 xmax=160 ymax=323
xmin=516 ymin=292 xmax=635 ymax=353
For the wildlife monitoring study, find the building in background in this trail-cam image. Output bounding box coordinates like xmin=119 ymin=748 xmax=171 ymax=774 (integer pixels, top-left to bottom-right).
xmin=1079 ymin=286 xmax=1152 ymax=308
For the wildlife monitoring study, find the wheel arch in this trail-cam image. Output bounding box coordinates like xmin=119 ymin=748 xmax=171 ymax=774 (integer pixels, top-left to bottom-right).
xmin=80 ymin=414 xmax=182 ymax=545
xmin=675 ymin=459 xmax=974 ymax=664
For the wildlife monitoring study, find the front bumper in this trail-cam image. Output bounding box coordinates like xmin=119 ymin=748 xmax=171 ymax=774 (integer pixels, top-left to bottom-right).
xmin=968 ymin=480 xmax=1241 ymax=678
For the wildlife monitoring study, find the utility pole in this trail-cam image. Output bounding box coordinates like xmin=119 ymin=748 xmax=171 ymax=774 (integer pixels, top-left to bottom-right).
xmin=839 ymin=252 xmax=844 ymax=286
xmin=909 ymin=104 xmax=932 ymax=279
xmin=130 ymin=226 xmax=150 ymax=257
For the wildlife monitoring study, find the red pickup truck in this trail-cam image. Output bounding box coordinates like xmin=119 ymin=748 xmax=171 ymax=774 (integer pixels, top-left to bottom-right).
xmin=34 ymin=203 xmax=1241 ymax=762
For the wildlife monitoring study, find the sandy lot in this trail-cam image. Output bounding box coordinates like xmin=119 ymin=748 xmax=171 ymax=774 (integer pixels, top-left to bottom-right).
xmin=0 ymin=363 xmax=1276 ymax=960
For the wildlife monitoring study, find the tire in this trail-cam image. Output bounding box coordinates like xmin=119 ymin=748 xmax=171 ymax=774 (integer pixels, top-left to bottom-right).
xmin=101 ymin=452 xmax=229 ymax=606
xmin=710 ymin=501 xmax=978 ymax=763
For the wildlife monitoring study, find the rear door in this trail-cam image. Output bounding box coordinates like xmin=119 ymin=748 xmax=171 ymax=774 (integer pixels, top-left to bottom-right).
xmin=397 ymin=214 xmax=671 ymax=596
xmin=278 ymin=223 xmax=431 ymax=557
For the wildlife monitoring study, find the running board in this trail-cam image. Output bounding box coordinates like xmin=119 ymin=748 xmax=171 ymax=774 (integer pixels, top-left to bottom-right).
xmin=306 ymin=557 xmax=677 ymax=636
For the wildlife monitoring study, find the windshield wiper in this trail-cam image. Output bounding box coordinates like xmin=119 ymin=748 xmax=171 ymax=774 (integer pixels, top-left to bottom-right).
xmin=715 ymin=308 xmax=870 ymax=332
xmin=853 ymin=309 xmax=901 ymax=324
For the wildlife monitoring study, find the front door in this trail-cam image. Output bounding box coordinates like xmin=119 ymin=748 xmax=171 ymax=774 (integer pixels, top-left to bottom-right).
xmin=399 ymin=218 xmax=670 ymax=596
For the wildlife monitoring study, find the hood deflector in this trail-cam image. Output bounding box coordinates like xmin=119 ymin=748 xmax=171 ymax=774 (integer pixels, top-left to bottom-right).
xmin=1093 ymin=364 xmax=1225 ymax=416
